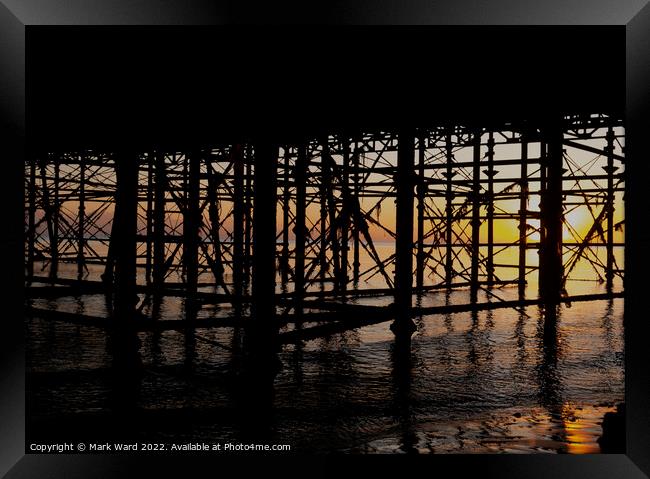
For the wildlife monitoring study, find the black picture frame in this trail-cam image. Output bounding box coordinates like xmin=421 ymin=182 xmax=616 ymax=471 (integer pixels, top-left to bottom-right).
xmin=2 ymin=1 xmax=649 ymax=477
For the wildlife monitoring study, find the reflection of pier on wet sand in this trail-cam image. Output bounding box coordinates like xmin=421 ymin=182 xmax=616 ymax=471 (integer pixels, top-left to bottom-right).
xmin=27 ymin=291 xmax=623 ymax=343
xmin=345 ymin=404 xmax=619 ymax=454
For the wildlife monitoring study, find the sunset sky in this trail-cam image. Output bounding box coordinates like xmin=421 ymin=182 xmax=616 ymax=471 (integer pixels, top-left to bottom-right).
xmin=31 ymin=130 xmax=625 ymax=249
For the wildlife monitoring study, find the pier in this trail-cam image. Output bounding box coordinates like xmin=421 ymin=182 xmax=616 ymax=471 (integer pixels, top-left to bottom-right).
xmin=25 ymin=114 xmax=625 ymax=355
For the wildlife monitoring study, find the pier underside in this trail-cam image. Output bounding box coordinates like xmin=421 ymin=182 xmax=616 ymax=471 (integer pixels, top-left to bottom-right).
xmin=25 ymin=114 xmax=625 ymax=349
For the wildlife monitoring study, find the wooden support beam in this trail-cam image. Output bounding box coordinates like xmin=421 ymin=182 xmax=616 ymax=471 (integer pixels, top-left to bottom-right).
xmin=232 ymin=144 xmax=245 ymax=304
xmin=39 ymin=157 xmax=59 ymax=281
xmin=340 ymin=137 xmax=350 ymax=293
xmin=28 ymin=291 xmax=623 ymax=338
xmin=26 ymin=157 xmax=37 ymax=283
xmin=564 ymin=138 xmax=625 ymax=163
xmin=206 ymin=155 xmax=226 ymax=288
xmin=110 ymin=150 xmax=141 ymax=368
xmin=144 ymin=153 xmax=154 ymax=286
xmin=244 ymin=144 xmax=253 ymax=286
xmin=416 ymin=131 xmax=426 ymax=290
xmin=518 ymin=134 xmax=528 ymax=299
xmin=323 ymin=141 xmax=342 ymax=293
xmin=250 ymin=139 xmax=279 ymax=346
xmin=281 ymin=147 xmax=291 ymax=285
xmin=539 ymin=121 xmax=565 ymax=304
xmin=390 ymin=129 xmax=417 ymax=341
xmin=445 ymin=128 xmax=454 ymax=285
xmin=352 ymin=141 xmax=361 ymax=284
xmin=538 ymin=140 xmax=547 ymax=264
xmin=278 ymin=291 xmax=624 ymax=344
xmin=294 ymin=143 xmax=308 ymax=312
xmin=152 ymin=152 xmax=167 ymax=289
xmin=113 ymin=151 xmax=139 ymax=320
xmin=605 ymin=126 xmax=616 ymax=290
xmin=52 ymin=162 xmax=60 ymax=280
xmin=77 ymin=154 xmax=86 ymax=281
xmin=319 ymin=142 xmax=328 ymax=284
xmin=486 ymin=131 xmax=495 ymax=286
xmin=470 ymin=129 xmax=482 ymax=302
xmin=183 ymin=151 xmax=200 ymax=299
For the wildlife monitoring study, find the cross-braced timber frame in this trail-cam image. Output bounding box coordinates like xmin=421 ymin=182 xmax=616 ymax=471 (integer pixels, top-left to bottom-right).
xmin=25 ymin=113 xmax=625 ymax=344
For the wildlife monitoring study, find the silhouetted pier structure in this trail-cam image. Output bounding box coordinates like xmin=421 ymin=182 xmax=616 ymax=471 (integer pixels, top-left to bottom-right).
xmin=25 ymin=113 xmax=624 ymax=352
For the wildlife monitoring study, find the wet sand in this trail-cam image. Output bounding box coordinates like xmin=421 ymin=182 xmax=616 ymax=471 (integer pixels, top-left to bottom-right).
xmin=346 ymin=404 xmax=617 ymax=454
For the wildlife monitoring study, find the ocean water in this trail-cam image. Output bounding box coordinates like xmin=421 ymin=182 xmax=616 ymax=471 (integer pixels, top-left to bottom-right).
xmin=26 ymin=245 xmax=624 ymax=454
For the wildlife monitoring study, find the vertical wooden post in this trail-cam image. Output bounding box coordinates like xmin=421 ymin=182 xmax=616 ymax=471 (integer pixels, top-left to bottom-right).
xmin=319 ymin=142 xmax=329 ymax=284
xmin=340 ymin=137 xmax=350 ymax=293
xmin=485 ymin=132 xmax=495 ymax=286
xmin=232 ymin=144 xmax=245 ymax=303
xmin=416 ymin=131 xmax=426 ymax=290
xmin=470 ymin=129 xmax=482 ymax=302
xmin=539 ymin=140 xmax=547 ymax=260
xmin=518 ymin=134 xmax=529 ymax=299
xmin=250 ymin=139 xmax=279 ymax=349
xmin=38 ymin=160 xmax=53 ymax=276
xmin=605 ymin=126 xmax=616 ymax=291
xmin=184 ymin=151 xmax=200 ymax=299
xmin=444 ymin=129 xmax=455 ymax=286
xmin=205 ymin=155 xmax=224 ymax=287
xmin=27 ymin=157 xmax=37 ymax=283
xmin=152 ymin=152 xmax=166 ymax=289
xmin=112 ymin=149 xmax=140 ymax=365
xmin=324 ymin=143 xmax=341 ymax=293
xmin=352 ymin=142 xmax=361 ymax=284
xmin=281 ymin=147 xmax=291 ymax=285
xmin=244 ymin=145 xmax=253 ymax=287
xmin=206 ymin=155 xmax=225 ymax=286
xmin=52 ymin=161 xmax=60 ymax=280
xmin=102 ymin=163 xmax=117 ymax=289
xmin=77 ymin=155 xmax=86 ymax=280
xmin=144 ymin=152 xmax=154 ymax=286
xmin=294 ymin=143 xmax=308 ymax=312
xmin=40 ymin=159 xmax=61 ymax=281
xmin=240 ymin=139 xmax=280 ymax=419
xmin=539 ymin=120 xmax=564 ymax=304
xmin=390 ymin=129 xmax=416 ymax=342
xmin=114 ymin=151 xmax=139 ymax=318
